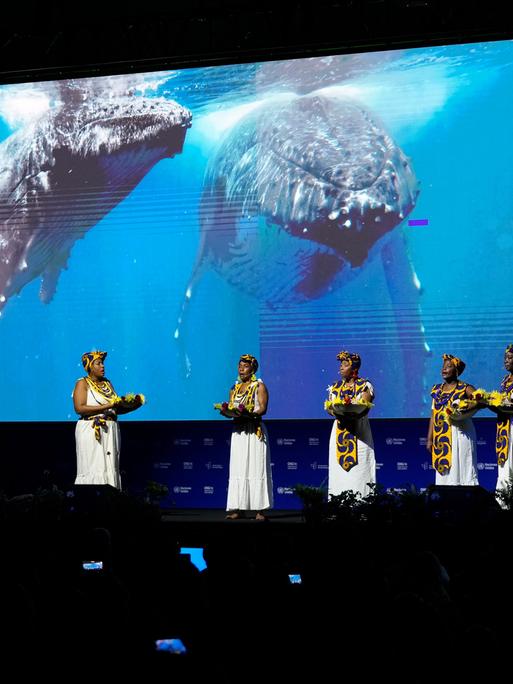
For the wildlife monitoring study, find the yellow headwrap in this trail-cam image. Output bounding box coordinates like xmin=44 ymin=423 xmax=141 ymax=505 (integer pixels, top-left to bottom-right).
xmin=336 ymin=350 xmax=361 ymax=371
xmin=442 ymin=353 xmax=465 ymax=377
xmin=239 ymin=354 xmax=259 ymax=372
xmin=82 ymin=350 xmax=107 ymax=373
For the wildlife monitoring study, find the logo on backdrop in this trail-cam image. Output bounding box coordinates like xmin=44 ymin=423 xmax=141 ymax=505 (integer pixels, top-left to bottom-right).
xmin=277 ymin=487 xmax=295 ymax=495
xmin=173 ymin=438 xmax=192 ymax=446
xmin=310 ymin=461 xmax=328 ymax=470
xmin=172 ymin=486 xmax=192 ymax=494
xmin=478 ymin=462 xmax=497 ymax=471
xmin=203 ymin=486 xmax=214 ymax=494
xmin=308 ymin=437 xmax=320 ymax=446
xmin=183 ymin=461 xmax=193 ymax=470
xmin=396 ymin=462 xmax=408 ymax=471
xmin=205 ymin=461 xmax=224 ymax=470
xmin=276 ymin=438 xmax=296 ymax=446
xmin=203 ymin=438 xmax=214 ymax=446
xmin=153 ymin=461 xmax=171 ymax=470
xmin=287 ymin=462 xmax=298 ymax=470
xmin=385 ymin=437 xmax=406 ymax=446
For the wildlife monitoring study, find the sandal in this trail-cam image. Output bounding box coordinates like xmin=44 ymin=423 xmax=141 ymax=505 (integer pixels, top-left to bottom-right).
xmin=225 ymin=512 xmax=241 ymax=520
xmin=255 ymin=512 xmax=268 ymax=521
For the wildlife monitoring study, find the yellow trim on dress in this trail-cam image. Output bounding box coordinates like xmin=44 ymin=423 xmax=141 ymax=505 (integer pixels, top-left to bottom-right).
xmin=330 ymin=377 xmax=370 ymax=472
xmin=431 ymin=381 xmax=467 ymax=475
xmin=231 ymin=379 xmax=264 ymax=441
xmin=84 ymin=377 xmax=120 ymax=442
xmin=496 ymin=376 xmax=513 ymax=466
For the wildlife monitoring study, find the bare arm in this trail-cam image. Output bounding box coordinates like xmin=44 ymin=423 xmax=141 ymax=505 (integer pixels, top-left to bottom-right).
xmin=465 ymin=383 xmax=476 ymax=397
xmin=254 ymin=382 xmax=269 ymax=416
xmin=73 ymin=379 xmax=115 ymax=417
xmin=360 ymin=389 xmax=373 ymax=403
xmin=326 ymin=386 xmax=335 ymax=416
xmin=462 ymin=383 xmax=483 ymax=411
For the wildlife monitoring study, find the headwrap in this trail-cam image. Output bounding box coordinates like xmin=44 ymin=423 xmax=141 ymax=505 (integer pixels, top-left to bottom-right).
xmin=82 ymin=350 xmax=107 ymax=373
xmin=505 ymin=344 xmax=513 ymax=355
xmin=442 ymin=354 xmax=465 ymax=377
xmin=239 ymin=354 xmax=259 ymax=372
xmin=336 ymin=350 xmax=361 ymax=370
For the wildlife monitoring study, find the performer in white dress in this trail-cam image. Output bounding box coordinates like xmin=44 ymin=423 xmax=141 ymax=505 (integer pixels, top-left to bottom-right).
xmin=327 ymin=351 xmax=376 ymax=498
xmin=493 ymin=344 xmax=513 ymax=493
xmin=73 ymin=350 xmax=143 ymax=489
xmin=221 ymin=354 xmax=273 ymax=520
xmin=426 ymin=354 xmax=479 ymax=486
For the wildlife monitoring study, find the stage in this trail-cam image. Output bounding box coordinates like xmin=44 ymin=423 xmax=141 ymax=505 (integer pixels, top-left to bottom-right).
xmin=0 ymin=417 xmax=502 ymax=508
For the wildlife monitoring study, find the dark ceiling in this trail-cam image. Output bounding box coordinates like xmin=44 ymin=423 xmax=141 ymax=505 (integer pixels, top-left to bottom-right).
xmin=1 ymin=0 xmax=510 ymax=82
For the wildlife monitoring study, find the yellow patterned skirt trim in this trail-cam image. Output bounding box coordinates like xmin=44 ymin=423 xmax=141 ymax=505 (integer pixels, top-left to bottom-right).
xmin=336 ymin=420 xmax=357 ymax=472
xmin=82 ymin=414 xmax=116 ymax=442
xmin=432 ymin=408 xmax=452 ymax=475
xmin=496 ymin=416 xmax=510 ymax=466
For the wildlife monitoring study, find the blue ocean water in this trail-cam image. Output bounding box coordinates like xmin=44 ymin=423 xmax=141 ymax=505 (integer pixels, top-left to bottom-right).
xmin=1 ymin=40 xmax=513 ymax=420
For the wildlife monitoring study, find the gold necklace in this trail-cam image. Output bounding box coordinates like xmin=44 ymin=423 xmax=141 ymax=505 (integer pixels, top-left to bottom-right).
xmin=86 ymin=376 xmax=118 ymax=399
xmin=233 ymin=380 xmax=256 ymax=404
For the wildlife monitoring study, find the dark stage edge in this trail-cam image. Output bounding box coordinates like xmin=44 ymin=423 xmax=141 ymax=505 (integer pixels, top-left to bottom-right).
xmin=159 ymin=508 xmax=304 ymax=545
xmin=160 ymin=508 xmax=302 ymax=523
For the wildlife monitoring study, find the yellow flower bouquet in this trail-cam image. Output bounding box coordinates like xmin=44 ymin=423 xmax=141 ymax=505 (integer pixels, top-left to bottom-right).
xmin=113 ymin=393 xmax=146 ymax=412
xmin=214 ymin=401 xmax=254 ymax=418
xmin=482 ymin=389 xmax=513 ymax=413
xmin=444 ymin=389 xmax=493 ymax=422
xmin=455 ymin=389 xmax=513 ymax=414
xmin=444 ymin=397 xmax=479 ymax=423
xmin=324 ymin=398 xmax=373 ymax=418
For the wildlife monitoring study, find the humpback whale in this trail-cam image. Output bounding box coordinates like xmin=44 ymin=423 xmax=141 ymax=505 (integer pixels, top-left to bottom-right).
xmin=198 ymin=93 xmax=418 ymax=301
xmin=0 ymin=84 xmax=192 ymax=311
xmin=176 ymin=92 xmax=429 ymax=410
xmin=176 ymin=92 xmax=418 ymax=336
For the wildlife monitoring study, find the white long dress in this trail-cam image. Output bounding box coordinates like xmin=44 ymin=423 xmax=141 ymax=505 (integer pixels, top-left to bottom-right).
xmin=435 ymin=419 xmax=478 ymax=486
xmin=328 ymin=381 xmax=376 ymax=498
xmin=226 ymin=379 xmax=273 ymax=511
xmin=75 ymin=384 xmax=121 ymax=489
xmin=430 ymin=382 xmax=479 ymax=486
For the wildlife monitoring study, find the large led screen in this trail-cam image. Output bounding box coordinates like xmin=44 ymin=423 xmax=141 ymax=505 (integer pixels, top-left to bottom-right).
xmin=1 ymin=39 xmax=512 ymax=420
